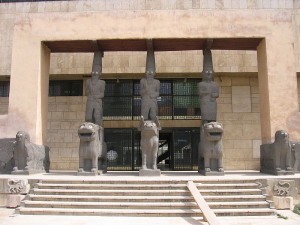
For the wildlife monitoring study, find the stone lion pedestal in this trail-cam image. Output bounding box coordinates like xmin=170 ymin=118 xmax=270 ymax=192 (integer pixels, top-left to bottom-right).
xmin=260 ymin=130 xmax=294 ymax=175
xmin=138 ymin=116 xmax=161 ymax=177
xmin=198 ymin=122 xmax=224 ymax=176
xmin=77 ymin=122 xmax=107 ymax=176
xmin=11 ymin=131 xmax=50 ymax=175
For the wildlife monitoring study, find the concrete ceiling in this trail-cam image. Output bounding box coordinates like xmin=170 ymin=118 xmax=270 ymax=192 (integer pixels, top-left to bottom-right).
xmin=44 ymin=38 xmax=262 ymax=53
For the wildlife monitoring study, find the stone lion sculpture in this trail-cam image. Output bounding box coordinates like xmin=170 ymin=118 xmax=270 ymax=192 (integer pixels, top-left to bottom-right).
xmin=78 ymin=122 xmax=106 ymax=174
xmin=198 ymin=122 xmax=224 ymax=174
xmin=260 ymin=130 xmax=293 ymax=175
xmin=12 ymin=131 xmax=50 ymax=174
xmin=139 ymin=116 xmax=161 ymax=170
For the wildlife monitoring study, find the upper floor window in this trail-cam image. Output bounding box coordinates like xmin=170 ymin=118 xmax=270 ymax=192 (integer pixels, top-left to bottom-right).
xmin=49 ymin=80 xmax=83 ymax=96
xmin=0 ymin=81 xmax=9 ymax=97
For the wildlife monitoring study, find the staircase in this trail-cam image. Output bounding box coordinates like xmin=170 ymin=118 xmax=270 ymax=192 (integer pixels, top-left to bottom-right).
xmin=17 ymin=179 xmax=276 ymax=217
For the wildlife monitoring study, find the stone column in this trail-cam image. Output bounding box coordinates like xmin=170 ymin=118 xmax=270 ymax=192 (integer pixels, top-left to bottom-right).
xmin=7 ymin=28 xmax=50 ymax=145
xmin=257 ymin=37 xmax=299 ymax=143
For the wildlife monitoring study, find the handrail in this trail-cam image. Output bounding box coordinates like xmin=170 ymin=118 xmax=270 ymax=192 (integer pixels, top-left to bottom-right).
xmin=187 ymin=181 xmax=221 ymax=225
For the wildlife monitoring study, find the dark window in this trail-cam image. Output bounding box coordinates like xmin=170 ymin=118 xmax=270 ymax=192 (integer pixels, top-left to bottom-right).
xmin=0 ymin=81 xmax=9 ymax=97
xmin=49 ymin=80 xmax=83 ymax=96
xmin=103 ymin=79 xmax=200 ymax=121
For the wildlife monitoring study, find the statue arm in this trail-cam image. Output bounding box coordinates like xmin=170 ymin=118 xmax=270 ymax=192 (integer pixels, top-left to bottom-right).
xmin=211 ymin=83 xmax=219 ymax=98
xmin=198 ymin=83 xmax=210 ymax=95
xmin=140 ymin=79 xmax=148 ymax=96
xmin=151 ymin=80 xmax=160 ymax=98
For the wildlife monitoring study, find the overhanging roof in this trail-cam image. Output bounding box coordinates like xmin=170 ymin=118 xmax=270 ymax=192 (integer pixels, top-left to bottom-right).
xmin=44 ymin=38 xmax=262 ymax=53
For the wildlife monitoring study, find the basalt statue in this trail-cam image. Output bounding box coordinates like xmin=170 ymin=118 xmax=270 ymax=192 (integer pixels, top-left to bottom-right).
xmin=260 ymin=130 xmax=294 ymax=175
xmin=139 ymin=116 xmax=161 ymax=173
xmin=85 ymin=50 xmax=105 ymax=127
xmin=292 ymin=142 xmax=300 ymax=171
xmin=78 ymin=122 xmax=106 ymax=175
xmin=198 ymin=42 xmax=219 ymax=124
xmin=140 ymin=39 xmax=160 ymax=121
xmin=12 ymin=131 xmax=50 ymax=174
xmin=198 ymin=122 xmax=224 ymax=175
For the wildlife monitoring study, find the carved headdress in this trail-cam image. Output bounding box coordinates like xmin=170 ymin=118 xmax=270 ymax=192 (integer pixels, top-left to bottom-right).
xmin=146 ymin=39 xmax=155 ymax=73
xmin=202 ymin=48 xmax=213 ymax=73
xmin=92 ymin=51 xmax=103 ymax=76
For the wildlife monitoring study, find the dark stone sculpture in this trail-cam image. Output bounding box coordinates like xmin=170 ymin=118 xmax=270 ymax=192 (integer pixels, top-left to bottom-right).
xmin=77 ymin=122 xmax=106 ymax=175
xmin=260 ymin=130 xmax=294 ymax=175
xmin=12 ymin=131 xmax=50 ymax=175
xmin=140 ymin=39 xmax=160 ymax=121
xmin=85 ymin=51 xmax=106 ymax=127
xmin=0 ymin=138 xmax=15 ymax=174
xmin=198 ymin=46 xmax=219 ymax=124
xmin=138 ymin=116 xmax=161 ymax=176
xmin=291 ymin=142 xmax=300 ymax=172
xmin=198 ymin=122 xmax=224 ymax=175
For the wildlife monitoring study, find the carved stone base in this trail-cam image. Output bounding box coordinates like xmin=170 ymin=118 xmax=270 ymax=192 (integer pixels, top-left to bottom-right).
xmin=260 ymin=169 xmax=295 ymax=176
xmin=77 ymin=171 xmax=98 ymax=176
xmin=273 ymin=196 xmax=293 ymax=209
xmin=139 ymin=169 xmax=161 ymax=176
xmin=11 ymin=169 xmax=46 ymax=175
xmin=6 ymin=194 xmax=26 ymax=208
xmin=198 ymin=169 xmax=224 ymax=176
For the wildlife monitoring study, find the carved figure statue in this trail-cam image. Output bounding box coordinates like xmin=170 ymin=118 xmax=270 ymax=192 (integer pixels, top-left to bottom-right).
xmin=198 ymin=46 xmax=219 ymax=124
xmin=0 ymin=138 xmax=15 ymax=173
xmin=291 ymin=142 xmax=300 ymax=171
xmin=198 ymin=122 xmax=224 ymax=174
xmin=139 ymin=116 xmax=161 ymax=170
xmin=140 ymin=40 xmax=160 ymax=121
xmin=12 ymin=131 xmax=50 ymax=174
xmin=78 ymin=122 xmax=106 ymax=173
xmin=260 ymin=130 xmax=293 ymax=175
xmin=85 ymin=51 xmax=105 ymax=127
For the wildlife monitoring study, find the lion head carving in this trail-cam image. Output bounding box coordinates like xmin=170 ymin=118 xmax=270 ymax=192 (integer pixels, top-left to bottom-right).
xmin=78 ymin=122 xmax=99 ymax=142
xmin=203 ymin=122 xmax=223 ymax=142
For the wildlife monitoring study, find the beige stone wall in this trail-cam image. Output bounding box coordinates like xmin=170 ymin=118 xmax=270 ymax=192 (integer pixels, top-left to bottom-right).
xmin=47 ymin=75 xmax=261 ymax=170
xmin=0 ymin=0 xmax=296 ymax=77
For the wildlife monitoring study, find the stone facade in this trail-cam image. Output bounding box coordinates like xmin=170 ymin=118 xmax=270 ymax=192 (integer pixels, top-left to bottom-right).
xmin=0 ymin=0 xmax=299 ymax=170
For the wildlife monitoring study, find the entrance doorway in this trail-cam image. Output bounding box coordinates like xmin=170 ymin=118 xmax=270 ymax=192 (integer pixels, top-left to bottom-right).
xmin=105 ymin=128 xmax=199 ymax=171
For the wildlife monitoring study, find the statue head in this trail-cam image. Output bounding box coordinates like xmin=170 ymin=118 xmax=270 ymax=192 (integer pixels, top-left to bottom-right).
xmin=202 ymin=48 xmax=214 ymax=82
xmin=91 ymin=51 xmax=103 ymax=78
xmin=145 ymin=40 xmax=155 ymax=80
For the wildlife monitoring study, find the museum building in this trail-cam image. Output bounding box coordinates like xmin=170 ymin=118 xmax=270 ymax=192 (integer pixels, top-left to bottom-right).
xmin=0 ymin=0 xmax=300 ymax=172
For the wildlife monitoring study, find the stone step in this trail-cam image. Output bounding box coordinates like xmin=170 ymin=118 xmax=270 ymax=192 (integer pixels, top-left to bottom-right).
xmin=23 ymin=200 xmax=270 ymax=209
xmin=212 ymin=208 xmax=276 ymax=217
xmin=40 ymin=179 xmax=258 ymax=185
xmin=203 ymin=195 xmax=267 ymax=202
xmin=199 ymin=189 xmax=262 ymax=196
xmin=31 ymin=188 xmax=191 ymax=196
xmin=28 ymin=194 xmax=195 ymax=202
xmin=196 ymin=183 xmax=260 ymax=189
xmin=35 ymin=183 xmax=189 ymax=190
xmin=23 ymin=201 xmax=198 ymax=209
xmin=17 ymin=207 xmax=203 ymax=217
xmin=35 ymin=182 xmax=259 ymax=190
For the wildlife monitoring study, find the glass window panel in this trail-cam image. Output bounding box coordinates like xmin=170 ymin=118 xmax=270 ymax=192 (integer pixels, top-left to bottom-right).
xmin=105 ymin=129 xmax=132 ymax=171
xmin=103 ymin=97 xmax=132 ymax=120
xmin=0 ymin=81 xmax=10 ymax=97
xmin=105 ymin=80 xmax=132 ymax=97
xmin=173 ymin=96 xmax=200 ymax=119
xmin=158 ymin=96 xmax=172 ymax=119
xmin=49 ymin=80 xmax=83 ymax=96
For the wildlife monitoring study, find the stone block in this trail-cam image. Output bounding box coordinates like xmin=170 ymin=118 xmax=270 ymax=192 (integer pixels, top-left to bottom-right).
xmin=139 ymin=169 xmax=161 ymax=176
xmin=253 ymin=140 xmax=262 ymax=158
xmin=272 ymin=196 xmax=293 ymax=210
xmin=6 ymin=194 xmax=26 ymax=208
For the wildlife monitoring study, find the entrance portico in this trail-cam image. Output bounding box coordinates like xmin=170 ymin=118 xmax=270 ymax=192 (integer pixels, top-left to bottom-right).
xmin=1 ymin=10 xmax=299 ymax=148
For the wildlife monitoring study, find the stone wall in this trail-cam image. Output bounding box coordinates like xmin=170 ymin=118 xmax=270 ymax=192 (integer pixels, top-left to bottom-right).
xmin=0 ymin=0 xmax=296 ymax=77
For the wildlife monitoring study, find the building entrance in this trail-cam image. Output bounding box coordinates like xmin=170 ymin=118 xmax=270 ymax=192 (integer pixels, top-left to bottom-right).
xmin=105 ymin=128 xmax=199 ymax=171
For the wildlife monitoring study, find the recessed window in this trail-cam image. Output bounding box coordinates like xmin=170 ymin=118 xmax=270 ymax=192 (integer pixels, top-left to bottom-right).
xmin=0 ymin=81 xmax=9 ymax=97
xmin=49 ymin=80 xmax=83 ymax=96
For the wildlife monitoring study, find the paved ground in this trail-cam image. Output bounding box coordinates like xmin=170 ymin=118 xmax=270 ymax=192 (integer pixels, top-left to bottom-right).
xmin=0 ymin=171 xmax=299 ymax=225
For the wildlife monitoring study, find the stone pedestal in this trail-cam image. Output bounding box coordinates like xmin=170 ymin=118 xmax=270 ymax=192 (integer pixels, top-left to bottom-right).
xmin=77 ymin=171 xmax=98 ymax=176
xmin=273 ymin=196 xmax=293 ymax=210
xmin=11 ymin=169 xmax=46 ymax=175
xmin=6 ymin=194 xmax=26 ymax=208
xmin=198 ymin=169 xmax=224 ymax=176
xmin=139 ymin=169 xmax=161 ymax=176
